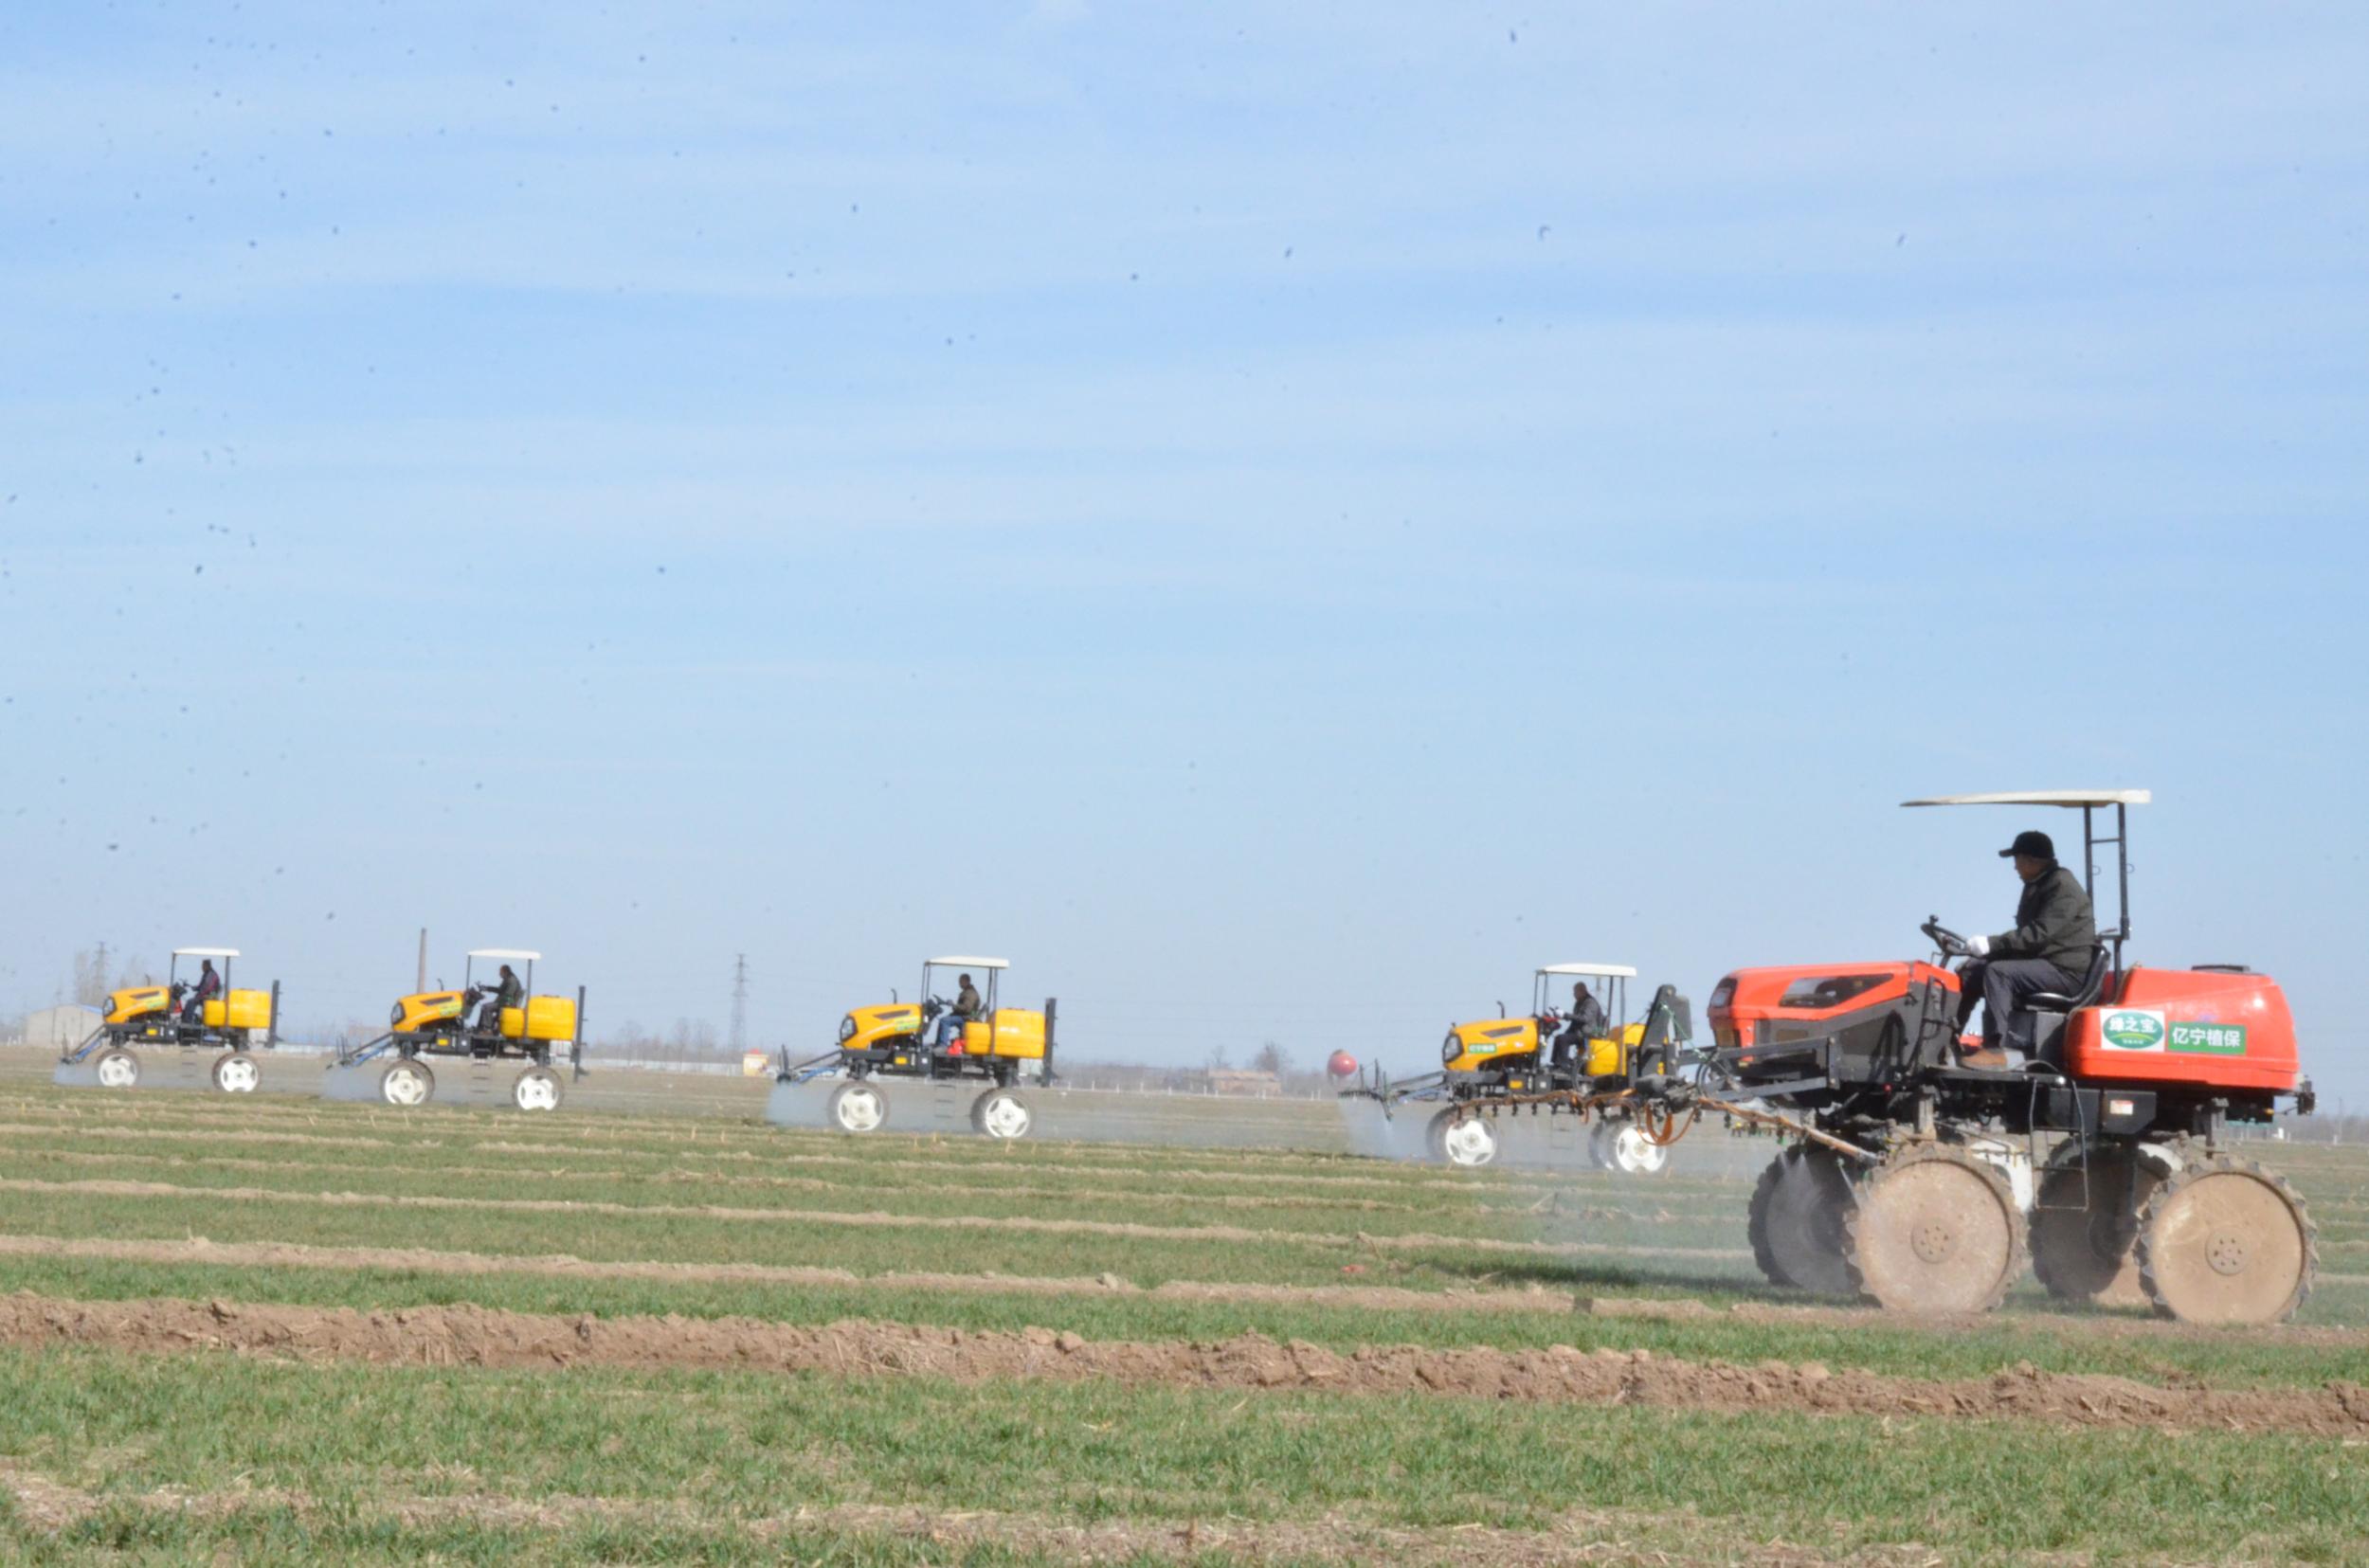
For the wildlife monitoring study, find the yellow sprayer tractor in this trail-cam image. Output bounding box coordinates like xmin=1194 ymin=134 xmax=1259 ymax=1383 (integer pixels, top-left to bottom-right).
xmin=1339 ymin=963 xmax=1696 ymax=1169
xmin=323 ymin=948 xmax=585 ymax=1111
xmin=53 ymin=946 xmax=280 ymax=1094
xmin=769 ymin=956 xmax=1058 ymax=1139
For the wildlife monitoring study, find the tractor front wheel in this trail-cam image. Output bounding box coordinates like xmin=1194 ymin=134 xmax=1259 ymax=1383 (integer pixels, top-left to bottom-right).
xmin=1844 ymin=1144 xmax=2026 ymax=1315
xmin=379 ymin=1059 xmax=434 ymax=1108
xmin=828 ymin=1081 xmax=888 ymax=1134
xmin=1428 ymin=1108 xmax=1498 ymax=1167
xmin=94 ymin=1048 xmax=141 ymax=1090
xmin=1752 ymin=1145 xmax=1857 ymax=1296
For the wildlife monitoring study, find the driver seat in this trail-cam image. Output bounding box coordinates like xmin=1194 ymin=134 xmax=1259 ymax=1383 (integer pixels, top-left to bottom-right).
xmin=2017 ymin=945 xmax=2112 ymax=1069
xmin=2024 ymin=945 xmax=2113 ymax=1014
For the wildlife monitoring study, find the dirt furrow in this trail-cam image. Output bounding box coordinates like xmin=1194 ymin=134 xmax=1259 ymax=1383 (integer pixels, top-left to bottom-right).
xmin=0 ymin=1176 xmax=1750 ymax=1261
xmin=3 ymin=1291 xmax=2363 ymax=1436
xmin=0 ymin=1233 xmax=1576 ymax=1315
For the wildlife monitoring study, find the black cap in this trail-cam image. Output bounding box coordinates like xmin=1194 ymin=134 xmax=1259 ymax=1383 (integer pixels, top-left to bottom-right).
xmin=1999 ymin=829 xmax=2055 ymax=860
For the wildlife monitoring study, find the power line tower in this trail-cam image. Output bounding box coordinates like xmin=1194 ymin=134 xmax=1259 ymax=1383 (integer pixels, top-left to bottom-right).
xmin=729 ymin=954 xmax=750 ymax=1055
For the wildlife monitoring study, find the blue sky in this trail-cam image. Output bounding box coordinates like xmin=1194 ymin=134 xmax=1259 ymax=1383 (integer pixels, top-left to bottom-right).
xmin=3 ymin=4 xmax=2365 ymax=1099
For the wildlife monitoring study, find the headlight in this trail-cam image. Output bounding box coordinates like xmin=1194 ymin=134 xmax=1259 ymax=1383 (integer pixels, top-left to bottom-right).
xmin=838 ymin=1016 xmax=858 ymax=1043
xmin=389 ymin=1002 xmax=405 ymax=1025
xmin=1441 ymin=1031 xmax=1461 ymax=1065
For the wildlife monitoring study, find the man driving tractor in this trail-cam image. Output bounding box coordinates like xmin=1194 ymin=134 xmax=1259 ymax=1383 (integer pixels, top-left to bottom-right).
xmin=1549 ymin=980 xmax=1610 ymax=1075
xmin=478 ymin=963 xmax=525 ymax=1034
xmin=1954 ymin=829 xmax=2097 ymax=1062
xmin=933 ymin=973 xmax=986 ymax=1051
xmin=179 ymin=959 xmax=223 ymax=1022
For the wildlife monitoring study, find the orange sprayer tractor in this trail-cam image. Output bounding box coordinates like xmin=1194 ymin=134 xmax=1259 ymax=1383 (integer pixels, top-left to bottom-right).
xmin=1706 ymin=790 xmax=2315 ymax=1323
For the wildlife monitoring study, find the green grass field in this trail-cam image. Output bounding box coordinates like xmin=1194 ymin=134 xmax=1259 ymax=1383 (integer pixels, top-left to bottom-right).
xmin=1 ymin=1050 xmax=2365 ymax=1563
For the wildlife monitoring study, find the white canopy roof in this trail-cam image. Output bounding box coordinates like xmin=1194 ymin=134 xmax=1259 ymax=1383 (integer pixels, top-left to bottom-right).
xmin=926 ymin=955 xmax=1009 ymax=970
xmin=1904 ymin=790 xmax=2150 ymax=808
xmin=172 ymin=946 xmax=239 ymax=959
xmin=468 ymin=948 xmax=542 ymax=962
xmin=1538 ymin=963 xmax=1637 ymax=979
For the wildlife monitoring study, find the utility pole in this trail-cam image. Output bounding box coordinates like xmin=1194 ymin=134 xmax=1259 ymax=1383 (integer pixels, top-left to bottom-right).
xmin=416 ymin=928 xmax=428 ymax=992
xmin=730 ymin=954 xmax=750 ymax=1056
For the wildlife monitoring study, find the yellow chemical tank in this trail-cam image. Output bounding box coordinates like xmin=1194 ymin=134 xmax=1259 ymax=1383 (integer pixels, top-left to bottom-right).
xmin=961 ymin=1008 xmax=1046 ymax=1060
xmin=202 ymin=989 xmax=273 ymax=1032
xmin=525 ymin=995 xmax=577 ymax=1042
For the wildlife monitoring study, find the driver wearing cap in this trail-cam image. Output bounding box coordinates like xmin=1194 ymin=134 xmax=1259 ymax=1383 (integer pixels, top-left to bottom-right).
xmin=1955 ymin=829 xmax=2097 ymax=1063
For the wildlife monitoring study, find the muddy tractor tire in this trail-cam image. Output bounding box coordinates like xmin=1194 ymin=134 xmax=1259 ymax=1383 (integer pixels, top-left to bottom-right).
xmin=1751 ymin=1145 xmax=1858 ymax=1296
xmin=2136 ymin=1151 xmax=2316 ymax=1325
xmin=1844 ymin=1144 xmax=2027 ymax=1315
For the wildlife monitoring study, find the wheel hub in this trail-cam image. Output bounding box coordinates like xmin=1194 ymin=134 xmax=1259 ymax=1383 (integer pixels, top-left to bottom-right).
xmin=1911 ymin=1221 xmax=1954 ymax=1264
xmin=2207 ymin=1232 xmax=2247 ymax=1275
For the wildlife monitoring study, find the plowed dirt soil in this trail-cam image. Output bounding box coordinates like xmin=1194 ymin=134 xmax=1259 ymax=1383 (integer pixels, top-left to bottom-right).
xmin=7 ymin=1290 xmax=2365 ymax=1436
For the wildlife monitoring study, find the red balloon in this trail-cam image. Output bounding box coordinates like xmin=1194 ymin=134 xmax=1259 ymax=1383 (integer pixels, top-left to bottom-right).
xmin=1327 ymin=1050 xmax=1358 ymax=1079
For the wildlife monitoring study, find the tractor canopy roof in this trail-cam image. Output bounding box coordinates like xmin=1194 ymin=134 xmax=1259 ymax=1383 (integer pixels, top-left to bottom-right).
xmin=1537 ymin=963 xmax=1637 ymax=979
xmin=469 ymin=948 xmax=542 ymax=961
xmin=926 ymin=956 xmax=1009 ymax=970
xmin=1903 ymin=789 xmax=2150 ymax=808
xmin=172 ymin=946 xmax=240 ymax=958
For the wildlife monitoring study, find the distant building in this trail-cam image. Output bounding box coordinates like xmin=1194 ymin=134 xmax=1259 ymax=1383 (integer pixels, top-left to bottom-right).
xmin=25 ymin=1005 xmax=101 ymax=1051
xmin=1207 ymin=1068 xmax=1282 ymax=1098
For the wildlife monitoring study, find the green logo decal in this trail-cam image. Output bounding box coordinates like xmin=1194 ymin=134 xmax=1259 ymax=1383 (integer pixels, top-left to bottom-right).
xmin=2100 ymin=1010 xmax=2165 ymax=1051
xmin=2169 ymin=1022 xmax=2247 ymax=1055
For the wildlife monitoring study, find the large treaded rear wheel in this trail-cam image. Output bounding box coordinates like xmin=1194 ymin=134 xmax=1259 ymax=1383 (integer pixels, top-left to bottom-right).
xmin=2136 ymin=1151 xmax=2315 ymax=1325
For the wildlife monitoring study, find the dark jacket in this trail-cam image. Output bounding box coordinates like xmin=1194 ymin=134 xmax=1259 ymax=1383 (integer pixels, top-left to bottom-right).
xmin=191 ymin=966 xmax=222 ymax=1000
xmin=954 ymin=983 xmax=984 ymax=1019
xmin=1991 ymin=864 xmax=2097 ymax=973
xmin=495 ymin=971 xmax=525 ymax=1008
xmin=1564 ymin=995 xmax=1609 ymax=1040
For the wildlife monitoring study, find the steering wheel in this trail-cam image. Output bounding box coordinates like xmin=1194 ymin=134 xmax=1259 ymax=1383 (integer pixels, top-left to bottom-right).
xmin=1920 ymin=916 xmax=1972 ymax=958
